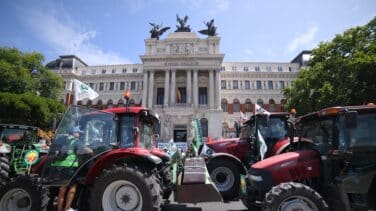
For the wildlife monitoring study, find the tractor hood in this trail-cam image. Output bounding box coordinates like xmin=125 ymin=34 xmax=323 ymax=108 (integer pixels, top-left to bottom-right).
xmin=250 ymin=150 xmax=320 ymax=187
xmin=206 ymin=138 xmax=240 ymax=150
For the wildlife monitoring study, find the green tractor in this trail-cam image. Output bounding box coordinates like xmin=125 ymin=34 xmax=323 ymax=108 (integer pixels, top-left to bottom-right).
xmin=0 ymin=124 xmax=49 ymax=185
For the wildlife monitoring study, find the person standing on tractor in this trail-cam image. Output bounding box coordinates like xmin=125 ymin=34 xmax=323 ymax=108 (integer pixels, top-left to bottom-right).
xmin=54 ymin=126 xmax=93 ymax=211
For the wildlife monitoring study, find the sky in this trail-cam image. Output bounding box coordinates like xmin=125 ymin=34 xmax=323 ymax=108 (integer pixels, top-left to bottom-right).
xmin=0 ymin=0 xmax=375 ymax=65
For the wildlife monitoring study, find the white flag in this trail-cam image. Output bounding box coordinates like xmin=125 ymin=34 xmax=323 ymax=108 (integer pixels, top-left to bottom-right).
xmin=73 ymin=79 xmax=99 ymax=102
xmin=240 ymin=111 xmax=247 ymax=122
xmin=257 ymin=129 xmax=268 ymax=160
xmin=255 ymin=103 xmax=271 ymax=116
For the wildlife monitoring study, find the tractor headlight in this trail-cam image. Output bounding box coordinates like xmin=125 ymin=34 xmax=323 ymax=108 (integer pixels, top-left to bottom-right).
xmin=200 ymin=144 xmax=214 ymax=157
xmin=249 ymin=174 xmax=263 ymax=182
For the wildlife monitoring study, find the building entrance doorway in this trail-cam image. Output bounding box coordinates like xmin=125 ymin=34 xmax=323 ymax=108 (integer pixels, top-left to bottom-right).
xmin=173 ymin=125 xmax=187 ymax=142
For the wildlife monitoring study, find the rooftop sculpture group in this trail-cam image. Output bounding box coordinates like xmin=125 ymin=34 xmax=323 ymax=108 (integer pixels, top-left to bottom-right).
xmin=149 ymin=14 xmax=217 ymax=39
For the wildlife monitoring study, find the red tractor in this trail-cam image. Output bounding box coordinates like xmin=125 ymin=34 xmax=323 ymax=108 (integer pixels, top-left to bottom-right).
xmin=240 ymin=105 xmax=376 ymax=210
xmin=0 ymin=105 xmax=167 ymax=210
xmin=202 ymin=112 xmax=307 ymax=200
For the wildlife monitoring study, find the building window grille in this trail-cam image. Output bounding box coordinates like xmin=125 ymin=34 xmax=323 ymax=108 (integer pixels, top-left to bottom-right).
xmin=268 ymin=81 xmax=273 ymax=90
xmin=99 ymin=83 xmax=104 ymax=91
xmin=245 ymin=80 xmax=250 ymax=90
xmin=156 ymin=88 xmax=164 ymax=105
xmin=256 ymin=81 xmax=262 ymax=90
xmin=109 ymin=82 xmax=114 ymax=91
xmin=130 ymin=81 xmax=136 ymax=90
xmin=233 ymin=80 xmax=238 ymax=89
xmin=221 ymin=80 xmax=227 ymax=89
xmin=120 ymin=82 xmax=125 ymax=90
xmin=198 ymin=87 xmax=207 ymax=105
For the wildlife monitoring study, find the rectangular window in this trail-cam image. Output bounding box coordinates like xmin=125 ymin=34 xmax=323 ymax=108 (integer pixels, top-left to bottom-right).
xmin=102 ymin=69 xmax=106 ymax=74
xmin=288 ymin=67 xmax=293 ymax=72
xmin=156 ymin=88 xmax=164 ymax=105
xmin=82 ymin=70 xmax=87 ymax=75
xmin=112 ymin=69 xmax=116 ymax=74
xmin=268 ymin=81 xmax=273 ymax=90
xmin=199 ymin=87 xmax=207 ymax=105
xmin=221 ymin=80 xmax=227 ymax=89
xmin=279 ymin=81 xmax=285 ymax=89
xmin=91 ymin=69 xmax=96 ymax=74
xmin=177 ymin=87 xmax=186 ymax=103
xmin=245 ymin=80 xmax=250 ymax=90
xmin=233 ymin=80 xmax=238 ymax=89
xmin=122 ymin=68 xmax=127 ymax=73
xmin=244 ymin=67 xmax=249 ymax=72
xmin=133 ymin=68 xmax=137 ymax=73
xmin=89 ymin=83 xmax=94 ymax=89
xmin=232 ymin=66 xmax=237 ymax=71
xmin=120 ymin=82 xmax=125 ymax=90
xmin=109 ymin=82 xmax=114 ymax=91
xmin=278 ymin=66 xmax=283 ymax=72
xmin=221 ymin=66 xmax=226 ymax=71
xmin=256 ymin=81 xmax=262 ymax=90
xmin=266 ymin=66 xmax=272 ymax=72
xmin=255 ymin=66 xmax=260 ymax=72
xmin=130 ymin=81 xmax=136 ymax=90
xmin=99 ymin=83 xmax=104 ymax=91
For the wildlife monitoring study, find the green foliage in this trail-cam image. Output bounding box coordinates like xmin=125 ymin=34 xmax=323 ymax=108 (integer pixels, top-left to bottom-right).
xmin=0 ymin=92 xmax=66 ymax=129
xmin=284 ymin=17 xmax=376 ymax=115
xmin=0 ymin=47 xmax=66 ymax=129
xmin=0 ymin=47 xmax=64 ymax=99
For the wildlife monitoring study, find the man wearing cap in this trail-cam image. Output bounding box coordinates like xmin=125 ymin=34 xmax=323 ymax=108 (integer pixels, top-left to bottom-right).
xmin=55 ymin=126 xmax=93 ymax=211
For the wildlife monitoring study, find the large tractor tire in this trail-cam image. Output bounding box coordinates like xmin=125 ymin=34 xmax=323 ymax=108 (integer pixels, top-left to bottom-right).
xmin=263 ymin=182 xmax=329 ymax=211
xmin=160 ymin=165 xmax=172 ymax=200
xmin=207 ymin=159 xmax=240 ymax=201
xmin=0 ymin=176 xmax=49 ymax=211
xmin=0 ymin=156 xmax=10 ymax=185
xmin=90 ymin=164 xmax=162 ymax=211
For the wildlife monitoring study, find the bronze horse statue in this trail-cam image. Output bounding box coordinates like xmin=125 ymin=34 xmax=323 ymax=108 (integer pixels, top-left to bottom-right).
xmin=149 ymin=23 xmax=170 ymax=40
xmin=175 ymin=14 xmax=191 ymax=32
xmin=199 ymin=19 xmax=217 ymax=36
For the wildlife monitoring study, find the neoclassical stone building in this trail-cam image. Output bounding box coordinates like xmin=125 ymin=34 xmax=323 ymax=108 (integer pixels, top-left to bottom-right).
xmin=47 ymin=31 xmax=310 ymax=141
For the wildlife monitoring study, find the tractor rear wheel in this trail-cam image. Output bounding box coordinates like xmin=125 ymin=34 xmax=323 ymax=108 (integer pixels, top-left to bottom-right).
xmin=207 ymin=159 xmax=240 ymax=201
xmin=90 ymin=164 xmax=162 ymax=211
xmin=0 ymin=155 xmax=10 ymax=185
xmin=263 ymin=182 xmax=328 ymax=211
xmin=0 ymin=176 xmax=49 ymax=211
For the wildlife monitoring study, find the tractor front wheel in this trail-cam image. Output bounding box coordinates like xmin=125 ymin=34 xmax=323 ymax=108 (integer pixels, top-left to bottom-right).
xmin=90 ymin=164 xmax=162 ymax=211
xmin=263 ymin=182 xmax=328 ymax=211
xmin=0 ymin=155 xmax=10 ymax=185
xmin=207 ymin=159 xmax=240 ymax=201
xmin=0 ymin=176 xmax=49 ymax=211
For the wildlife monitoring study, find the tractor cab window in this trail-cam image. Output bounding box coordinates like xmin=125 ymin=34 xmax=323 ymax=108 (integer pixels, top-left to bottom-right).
xmin=120 ymin=115 xmax=135 ymax=148
xmin=258 ymin=117 xmax=288 ymax=140
xmin=338 ymin=113 xmax=376 ymax=150
xmin=300 ymin=118 xmax=334 ymax=153
xmin=139 ymin=111 xmax=155 ymax=150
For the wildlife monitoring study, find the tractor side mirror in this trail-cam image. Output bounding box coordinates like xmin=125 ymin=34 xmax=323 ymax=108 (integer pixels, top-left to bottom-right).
xmin=344 ymin=111 xmax=358 ymax=129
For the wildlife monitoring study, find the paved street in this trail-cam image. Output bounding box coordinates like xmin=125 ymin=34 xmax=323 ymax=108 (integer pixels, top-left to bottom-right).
xmin=162 ymin=199 xmax=247 ymax=211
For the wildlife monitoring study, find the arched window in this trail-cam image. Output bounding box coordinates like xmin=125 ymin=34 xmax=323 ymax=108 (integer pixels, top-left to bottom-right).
xmin=86 ymin=100 xmax=92 ymax=107
xmin=269 ymin=99 xmax=276 ymax=112
xmin=96 ymin=100 xmax=103 ymax=109
xmin=245 ymin=99 xmax=252 ymax=112
xmin=222 ymin=122 xmax=229 ymax=137
xmin=129 ymin=99 xmax=135 ymax=105
xmin=118 ymin=99 xmax=125 ymax=107
xmin=77 ymin=101 xmax=82 ymax=105
xmin=107 ymin=99 xmax=114 ymax=108
xmin=257 ymin=99 xmax=264 ymax=107
xmin=200 ymin=118 xmax=208 ymax=137
xmin=221 ymin=99 xmax=228 ymax=112
xmin=233 ymin=99 xmax=240 ymax=112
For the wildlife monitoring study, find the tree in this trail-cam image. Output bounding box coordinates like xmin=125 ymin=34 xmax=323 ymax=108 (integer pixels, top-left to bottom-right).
xmin=283 ymin=17 xmax=376 ymax=115
xmin=0 ymin=47 xmax=66 ymax=128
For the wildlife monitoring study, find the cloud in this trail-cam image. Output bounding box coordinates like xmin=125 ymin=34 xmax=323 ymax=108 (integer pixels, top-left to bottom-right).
xmin=23 ymin=8 xmax=132 ymax=65
xmin=178 ymin=0 xmax=230 ymax=12
xmin=287 ymin=26 xmax=318 ymax=53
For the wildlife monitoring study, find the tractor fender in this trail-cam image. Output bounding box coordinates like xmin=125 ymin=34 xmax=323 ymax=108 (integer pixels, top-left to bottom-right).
xmin=207 ymin=153 xmax=247 ymax=175
xmin=83 ymin=148 xmax=162 ymax=185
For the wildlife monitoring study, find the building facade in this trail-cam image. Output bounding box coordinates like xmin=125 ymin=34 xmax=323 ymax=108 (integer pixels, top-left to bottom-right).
xmin=47 ymin=31 xmax=309 ymax=142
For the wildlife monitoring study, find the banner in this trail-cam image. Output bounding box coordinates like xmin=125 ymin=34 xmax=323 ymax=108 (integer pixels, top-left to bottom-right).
xmin=73 ymin=79 xmax=99 ymax=102
xmin=255 ymin=103 xmax=270 ymax=116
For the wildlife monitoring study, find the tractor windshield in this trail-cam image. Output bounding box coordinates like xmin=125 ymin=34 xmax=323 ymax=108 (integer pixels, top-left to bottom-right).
xmin=257 ymin=116 xmax=288 ymax=141
xmin=44 ymin=106 xmax=116 ymax=185
xmin=299 ymin=118 xmax=334 ymax=154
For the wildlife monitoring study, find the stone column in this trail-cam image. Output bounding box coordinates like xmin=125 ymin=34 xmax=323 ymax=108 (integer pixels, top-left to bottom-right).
xmin=164 ymin=70 xmax=170 ymax=107
xmin=193 ymin=69 xmax=198 ymax=107
xmin=215 ymin=69 xmax=221 ymax=109
xmin=148 ymin=71 xmax=154 ymax=108
xmin=170 ymin=69 xmax=176 ymax=105
xmin=142 ymin=72 xmax=148 ymax=107
xmin=209 ymin=70 xmax=214 ymax=109
xmin=186 ymin=69 xmax=192 ymax=106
